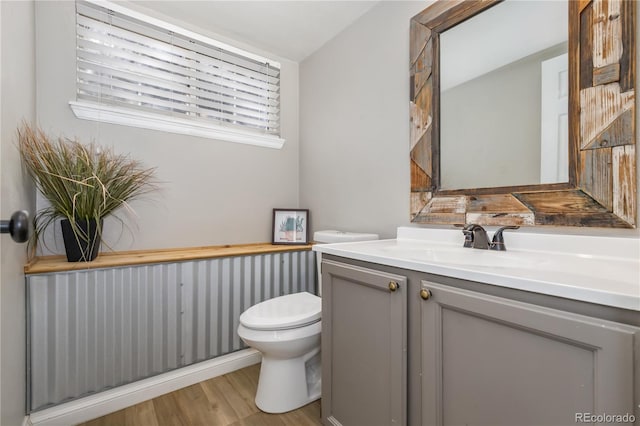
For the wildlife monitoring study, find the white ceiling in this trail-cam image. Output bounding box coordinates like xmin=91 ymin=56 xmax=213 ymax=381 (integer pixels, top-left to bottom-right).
xmin=131 ymin=1 xmax=380 ymax=62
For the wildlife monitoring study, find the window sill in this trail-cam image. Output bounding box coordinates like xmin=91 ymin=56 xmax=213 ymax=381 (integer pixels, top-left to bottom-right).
xmin=69 ymin=101 xmax=285 ymax=149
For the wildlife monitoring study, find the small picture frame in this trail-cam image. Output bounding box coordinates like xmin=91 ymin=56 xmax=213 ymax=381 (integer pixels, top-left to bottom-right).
xmin=272 ymin=209 xmax=310 ymax=245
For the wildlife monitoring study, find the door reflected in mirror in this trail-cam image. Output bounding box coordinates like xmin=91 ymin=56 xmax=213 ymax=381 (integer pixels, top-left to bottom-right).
xmin=439 ymin=0 xmax=568 ymax=190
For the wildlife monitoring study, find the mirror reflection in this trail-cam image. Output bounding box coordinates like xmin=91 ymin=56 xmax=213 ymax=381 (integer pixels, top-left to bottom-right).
xmin=440 ymin=0 xmax=568 ymax=190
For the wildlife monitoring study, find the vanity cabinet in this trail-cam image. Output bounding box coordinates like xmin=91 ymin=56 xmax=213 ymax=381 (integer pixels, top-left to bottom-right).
xmin=321 ymin=257 xmax=640 ymax=426
xmin=321 ymin=260 xmax=407 ymax=426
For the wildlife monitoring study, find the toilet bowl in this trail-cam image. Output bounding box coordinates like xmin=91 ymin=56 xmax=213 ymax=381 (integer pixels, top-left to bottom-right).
xmin=237 ymin=291 xmax=322 ymax=413
xmin=238 ymin=230 xmax=379 ymax=413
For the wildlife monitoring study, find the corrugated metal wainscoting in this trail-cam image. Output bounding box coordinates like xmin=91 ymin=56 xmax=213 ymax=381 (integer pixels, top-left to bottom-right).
xmin=26 ymin=250 xmax=316 ymax=412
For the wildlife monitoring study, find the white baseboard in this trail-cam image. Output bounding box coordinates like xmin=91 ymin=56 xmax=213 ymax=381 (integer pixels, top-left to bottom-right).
xmin=28 ymin=349 xmax=261 ymax=426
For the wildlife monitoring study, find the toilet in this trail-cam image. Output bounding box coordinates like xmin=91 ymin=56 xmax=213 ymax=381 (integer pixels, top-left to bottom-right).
xmin=237 ymin=230 xmax=378 ymax=413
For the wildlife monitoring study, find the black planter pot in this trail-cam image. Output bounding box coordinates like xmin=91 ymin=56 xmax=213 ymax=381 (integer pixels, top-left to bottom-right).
xmin=61 ymin=218 xmax=102 ymax=262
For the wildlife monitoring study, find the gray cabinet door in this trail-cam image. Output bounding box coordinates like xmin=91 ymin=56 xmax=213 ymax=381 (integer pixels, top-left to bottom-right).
xmin=419 ymin=281 xmax=639 ymax=426
xmin=322 ymin=260 xmax=407 ymax=426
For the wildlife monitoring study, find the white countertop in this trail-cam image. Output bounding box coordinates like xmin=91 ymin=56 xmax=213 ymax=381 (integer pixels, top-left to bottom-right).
xmin=313 ymin=227 xmax=640 ymax=311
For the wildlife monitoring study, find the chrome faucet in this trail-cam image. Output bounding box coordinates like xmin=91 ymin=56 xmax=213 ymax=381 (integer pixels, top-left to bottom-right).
xmin=462 ymin=225 xmax=519 ymax=250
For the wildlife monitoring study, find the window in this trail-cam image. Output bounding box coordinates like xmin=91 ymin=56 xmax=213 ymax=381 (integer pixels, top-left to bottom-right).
xmin=70 ymin=1 xmax=284 ymax=148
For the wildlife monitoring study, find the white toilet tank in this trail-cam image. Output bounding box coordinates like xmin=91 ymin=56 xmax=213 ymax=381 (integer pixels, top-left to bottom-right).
xmin=313 ymin=230 xmax=379 ymax=295
xmin=313 ymin=230 xmax=379 ymax=244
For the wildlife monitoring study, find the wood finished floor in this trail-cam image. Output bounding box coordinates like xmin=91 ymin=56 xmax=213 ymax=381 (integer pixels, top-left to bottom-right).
xmin=78 ymin=364 xmax=322 ymax=426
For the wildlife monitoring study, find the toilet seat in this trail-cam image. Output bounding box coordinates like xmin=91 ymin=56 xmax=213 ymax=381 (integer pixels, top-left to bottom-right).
xmin=239 ymin=292 xmax=321 ymax=331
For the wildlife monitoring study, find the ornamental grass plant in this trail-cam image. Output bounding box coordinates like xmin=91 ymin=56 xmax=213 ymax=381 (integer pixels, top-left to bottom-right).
xmin=17 ymin=122 xmax=157 ymax=259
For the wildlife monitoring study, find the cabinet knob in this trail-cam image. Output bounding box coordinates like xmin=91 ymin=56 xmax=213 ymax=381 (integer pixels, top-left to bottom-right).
xmin=420 ymin=288 xmax=431 ymax=300
xmin=389 ymin=281 xmax=399 ymax=292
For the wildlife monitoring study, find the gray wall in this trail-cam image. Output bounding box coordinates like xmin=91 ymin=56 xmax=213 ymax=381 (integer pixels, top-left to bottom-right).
xmin=35 ymin=1 xmax=300 ymax=254
xmin=300 ymin=1 xmax=640 ymax=239
xmin=1 ymin=1 xmax=37 ymax=425
xmin=441 ymin=44 xmax=567 ymax=190
xmin=441 ymin=52 xmax=543 ymax=190
xmin=300 ymin=2 xmax=429 ymax=239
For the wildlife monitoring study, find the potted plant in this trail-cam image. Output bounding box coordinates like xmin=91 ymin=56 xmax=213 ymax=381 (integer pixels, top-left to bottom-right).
xmin=17 ymin=123 xmax=157 ymax=262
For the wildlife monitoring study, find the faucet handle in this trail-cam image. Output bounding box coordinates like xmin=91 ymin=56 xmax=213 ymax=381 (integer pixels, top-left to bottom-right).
xmin=490 ymin=226 xmax=520 ymax=251
xmin=462 ymin=224 xmax=490 ymax=249
xmin=462 ymin=224 xmax=475 ymax=248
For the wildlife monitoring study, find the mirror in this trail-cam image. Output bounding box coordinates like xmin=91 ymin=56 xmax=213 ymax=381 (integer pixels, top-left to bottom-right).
xmin=439 ymin=1 xmax=568 ymax=190
xmin=409 ymin=0 xmax=636 ymax=228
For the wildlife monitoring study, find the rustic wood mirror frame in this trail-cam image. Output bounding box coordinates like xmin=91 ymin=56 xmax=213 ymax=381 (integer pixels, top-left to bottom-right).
xmin=409 ymin=0 xmax=636 ymax=228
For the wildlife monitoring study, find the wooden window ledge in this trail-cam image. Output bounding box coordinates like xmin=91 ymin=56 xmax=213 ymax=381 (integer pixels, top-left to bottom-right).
xmin=24 ymin=243 xmax=314 ymax=275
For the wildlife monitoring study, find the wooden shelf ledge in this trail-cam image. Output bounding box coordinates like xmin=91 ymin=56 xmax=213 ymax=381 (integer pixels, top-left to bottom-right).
xmin=24 ymin=243 xmax=314 ymax=275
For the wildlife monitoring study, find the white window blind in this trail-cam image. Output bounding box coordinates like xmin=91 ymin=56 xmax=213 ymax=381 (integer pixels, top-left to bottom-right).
xmin=73 ymin=1 xmax=282 ymax=143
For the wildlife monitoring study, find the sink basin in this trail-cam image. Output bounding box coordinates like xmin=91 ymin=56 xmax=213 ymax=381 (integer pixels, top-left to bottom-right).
xmin=376 ymin=242 xmax=637 ymax=286
xmin=379 ymin=244 xmax=541 ymax=270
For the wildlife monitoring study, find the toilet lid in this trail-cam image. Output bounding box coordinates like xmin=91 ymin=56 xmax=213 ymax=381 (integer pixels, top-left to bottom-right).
xmin=239 ymin=292 xmax=321 ymax=330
